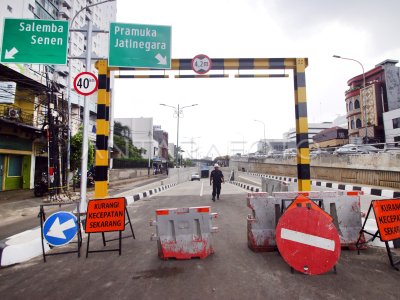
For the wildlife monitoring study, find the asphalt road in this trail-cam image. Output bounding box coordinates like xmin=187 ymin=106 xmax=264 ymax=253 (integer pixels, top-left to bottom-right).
xmin=0 ymin=179 xmax=399 ymax=300
xmin=0 ymin=176 xmax=165 ymax=240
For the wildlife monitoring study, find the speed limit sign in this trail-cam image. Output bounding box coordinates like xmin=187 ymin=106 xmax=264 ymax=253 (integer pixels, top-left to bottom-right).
xmin=73 ymin=72 xmax=98 ymax=96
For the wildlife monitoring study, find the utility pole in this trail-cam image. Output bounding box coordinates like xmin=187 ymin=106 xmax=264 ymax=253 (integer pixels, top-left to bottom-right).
xmin=333 ymin=55 xmax=368 ymax=143
xmin=66 ymin=0 xmax=115 ymax=212
xmin=160 ymin=103 xmax=198 ymax=167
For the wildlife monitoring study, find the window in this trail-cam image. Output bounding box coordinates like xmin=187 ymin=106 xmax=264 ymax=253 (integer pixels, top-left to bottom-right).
xmin=8 ymin=155 xmax=22 ymax=177
xmin=28 ymin=4 xmax=34 ymax=13
xmin=349 ymin=100 xmax=353 ymax=111
xmin=356 ymin=119 xmax=362 ymax=128
xmin=7 ymin=5 xmax=12 ymax=12
xmin=354 ymin=99 xmax=360 ymax=109
xmin=393 ymin=117 xmax=400 ymax=129
xmin=351 ymin=120 xmax=354 ymax=129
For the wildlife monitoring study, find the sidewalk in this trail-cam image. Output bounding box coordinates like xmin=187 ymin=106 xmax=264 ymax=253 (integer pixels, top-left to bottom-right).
xmin=0 ymin=174 xmax=176 ymax=267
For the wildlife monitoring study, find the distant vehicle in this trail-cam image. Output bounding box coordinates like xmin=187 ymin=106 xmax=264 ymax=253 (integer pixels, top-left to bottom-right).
xmin=266 ymin=150 xmax=282 ymax=158
xmin=310 ymin=149 xmax=329 ymax=157
xmin=191 ymin=173 xmax=200 ymax=181
xmin=283 ymin=148 xmax=297 ymax=158
xmin=334 ymin=144 xmax=379 ymax=155
xmin=200 ymin=165 xmax=209 ymax=178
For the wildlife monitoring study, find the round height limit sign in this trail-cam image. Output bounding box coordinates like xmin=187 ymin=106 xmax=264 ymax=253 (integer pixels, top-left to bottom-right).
xmin=74 ymin=72 xmax=98 ymax=96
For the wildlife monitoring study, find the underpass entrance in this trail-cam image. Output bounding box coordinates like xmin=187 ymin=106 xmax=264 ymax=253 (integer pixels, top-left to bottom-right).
xmin=94 ymin=58 xmax=310 ymax=198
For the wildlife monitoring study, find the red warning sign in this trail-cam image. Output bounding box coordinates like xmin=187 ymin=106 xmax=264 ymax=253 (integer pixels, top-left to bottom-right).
xmin=85 ymin=197 xmax=125 ymax=233
xmin=373 ymin=199 xmax=400 ymax=242
xmin=276 ymin=196 xmax=341 ymax=275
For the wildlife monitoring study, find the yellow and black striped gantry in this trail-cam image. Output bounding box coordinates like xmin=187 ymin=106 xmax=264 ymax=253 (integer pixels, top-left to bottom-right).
xmin=94 ymin=58 xmax=311 ymax=198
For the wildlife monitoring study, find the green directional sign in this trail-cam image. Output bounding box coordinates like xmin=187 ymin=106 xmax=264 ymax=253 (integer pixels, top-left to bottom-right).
xmin=1 ymin=18 xmax=68 ymax=65
xmin=109 ymin=22 xmax=171 ymax=69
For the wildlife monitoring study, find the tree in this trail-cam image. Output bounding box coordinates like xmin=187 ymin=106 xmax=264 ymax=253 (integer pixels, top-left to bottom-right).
xmin=70 ymin=127 xmax=94 ymax=171
xmin=113 ymin=121 xmax=144 ymax=159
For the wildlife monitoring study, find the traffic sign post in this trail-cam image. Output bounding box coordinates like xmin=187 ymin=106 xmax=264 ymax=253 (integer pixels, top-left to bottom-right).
xmin=85 ymin=197 xmax=129 ymax=257
xmin=1 ymin=18 xmax=68 ymax=64
xmin=73 ymin=72 xmax=98 ymax=96
xmin=276 ymin=195 xmax=341 ymax=275
xmin=357 ymin=199 xmax=400 ymax=270
xmin=108 ymin=22 xmax=171 ymax=68
xmin=39 ymin=202 xmax=82 ymax=262
xmin=43 ymin=211 xmax=78 ymax=246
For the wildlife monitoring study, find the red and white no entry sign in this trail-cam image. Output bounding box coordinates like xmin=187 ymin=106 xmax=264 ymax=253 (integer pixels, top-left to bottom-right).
xmin=73 ymin=72 xmax=98 ymax=96
xmin=276 ymin=198 xmax=341 ymax=275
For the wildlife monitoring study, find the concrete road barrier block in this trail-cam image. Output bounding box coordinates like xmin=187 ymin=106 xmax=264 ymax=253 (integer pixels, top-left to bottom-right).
xmin=0 ymin=227 xmax=50 ymax=267
xmin=151 ymin=206 xmax=218 ymax=259
xmin=247 ymin=193 xmax=281 ymax=252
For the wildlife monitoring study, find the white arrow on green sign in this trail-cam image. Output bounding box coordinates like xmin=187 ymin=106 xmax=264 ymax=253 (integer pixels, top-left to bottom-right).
xmin=109 ymin=22 xmax=171 ymax=69
xmin=0 ymin=18 xmax=68 ymax=65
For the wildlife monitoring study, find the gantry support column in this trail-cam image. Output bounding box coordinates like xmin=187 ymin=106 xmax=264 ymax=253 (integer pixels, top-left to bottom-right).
xmin=94 ymin=60 xmax=110 ymax=198
xmin=293 ymin=58 xmax=311 ymax=191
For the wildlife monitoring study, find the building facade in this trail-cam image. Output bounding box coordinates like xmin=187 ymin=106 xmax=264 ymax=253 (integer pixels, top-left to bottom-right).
xmin=383 ymin=108 xmax=400 ymax=144
xmin=283 ymin=122 xmax=334 ymax=146
xmin=114 ymin=117 xmax=159 ymax=161
xmin=0 ymin=0 xmax=117 ymax=191
xmin=152 ymin=125 xmax=169 ymax=162
xmin=312 ymin=127 xmax=348 ymax=149
xmin=345 ymin=59 xmax=400 ymax=143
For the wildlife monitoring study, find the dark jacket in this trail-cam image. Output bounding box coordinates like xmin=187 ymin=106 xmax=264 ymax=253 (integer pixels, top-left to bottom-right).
xmin=210 ymin=169 xmax=224 ymax=185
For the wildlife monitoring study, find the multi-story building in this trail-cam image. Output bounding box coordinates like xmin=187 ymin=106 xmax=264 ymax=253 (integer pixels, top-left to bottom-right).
xmin=114 ymin=117 xmax=159 ymax=161
xmin=344 ymin=59 xmax=400 ymax=143
xmin=168 ymin=143 xmax=176 ymax=161
xmin=383 ymin=108 xmax=400 ymax=144
xmin=56 ymin=0 xmax=117 ymax=140
xmin=152 ymin=125 xmax=169 ymax=162
xmin=0 ymin=0 xmax=117 ymax=191
xmin=312 ymin=127 xmax=348 ymax=149
xmin=283 ymin=122 xmax=334 ymax=147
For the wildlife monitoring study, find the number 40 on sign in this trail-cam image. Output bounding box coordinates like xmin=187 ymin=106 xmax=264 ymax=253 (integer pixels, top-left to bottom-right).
xmin=74 ymin=72 xmax=98 ymax=96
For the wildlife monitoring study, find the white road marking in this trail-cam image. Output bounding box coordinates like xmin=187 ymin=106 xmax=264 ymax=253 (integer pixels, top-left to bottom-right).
xmin=281 ymin=228 xmax=335 ymax=251
xmin=200 ymin=181 xmax=204 ymax=197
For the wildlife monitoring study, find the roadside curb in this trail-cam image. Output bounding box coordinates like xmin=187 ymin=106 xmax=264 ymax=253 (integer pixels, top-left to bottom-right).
xmin=124 ymin=183 xmax=177 ymax=205
xmin=229 ymin=181 xmax=260 ymax=192
xmin=245 ymin=172 xmax=400 ymax=198
xmin=0 ymin=182 xmax=177 ymax=268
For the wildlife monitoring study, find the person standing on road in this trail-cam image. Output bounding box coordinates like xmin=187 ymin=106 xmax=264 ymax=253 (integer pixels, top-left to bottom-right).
xmin=210 ymin=163 xmax=224 ymax=201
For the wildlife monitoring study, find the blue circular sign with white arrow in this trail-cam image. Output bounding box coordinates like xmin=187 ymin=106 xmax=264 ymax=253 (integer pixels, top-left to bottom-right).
xmin=43 ymin=211 xmax=78 ymax=247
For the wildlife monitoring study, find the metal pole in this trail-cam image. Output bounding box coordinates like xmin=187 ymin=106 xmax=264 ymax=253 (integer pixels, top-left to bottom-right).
xmin=176 ymin=104 xmax=180 ymax=167
xmin=160 ymin=103 xmax=197 ymax=167
xmin=148 ymin=130 xmax=151 ymax=176
xmin=333 ymin=55 xmax=367 ymax=143
xmin=109 ymin=86 xmax=114 ymax=169
xmin=79 ymin=19 xmax=93 ymax=212
xmin=254 ymin=119 xmax=266 ymax=154
xmin=66 ymin=0 xmax=115 ymax=191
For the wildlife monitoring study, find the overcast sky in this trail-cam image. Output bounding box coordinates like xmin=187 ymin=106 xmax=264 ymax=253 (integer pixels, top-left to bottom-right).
xmin=113 ymin=0 xmax=400 ymax=159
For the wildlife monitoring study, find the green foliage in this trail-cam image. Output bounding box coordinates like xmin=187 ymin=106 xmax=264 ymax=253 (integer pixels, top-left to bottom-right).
xmin=70 ymin=127 xmax=94 ymax=171
xmin=113 ymin=121 xmax=144 ymax=160
xmin=113 ymin=158 xmax=150 ymax=169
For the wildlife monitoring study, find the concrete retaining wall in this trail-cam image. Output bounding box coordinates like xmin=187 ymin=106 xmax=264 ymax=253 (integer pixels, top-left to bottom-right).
xmin=231 ymin=152 xmax=400 ymax=189
xmin=109 ymin=168 xmax=149 ymax=182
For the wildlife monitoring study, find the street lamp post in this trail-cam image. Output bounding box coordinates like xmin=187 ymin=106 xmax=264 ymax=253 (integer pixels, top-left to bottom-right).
xmin=160 ymin=103 xmax=198 ymax=167
xmin=66 ymin=0 xmax=115 ymax=212
xmin=333 ymin=55 xmax=368 ymax=143
xmin=254 ymin=119 xmax=266 ymax=154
